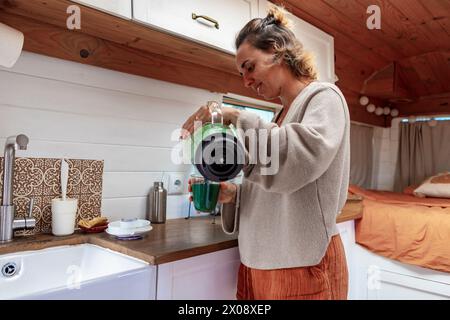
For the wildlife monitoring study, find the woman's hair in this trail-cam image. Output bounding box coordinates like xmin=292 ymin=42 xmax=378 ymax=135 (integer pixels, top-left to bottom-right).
xmin=235 ymin=4 xmax=318 ymax=81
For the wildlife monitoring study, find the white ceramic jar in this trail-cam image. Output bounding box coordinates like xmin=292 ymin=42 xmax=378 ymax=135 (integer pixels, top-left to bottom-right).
xmin=51 ymin=198 xmax=78 ymax=236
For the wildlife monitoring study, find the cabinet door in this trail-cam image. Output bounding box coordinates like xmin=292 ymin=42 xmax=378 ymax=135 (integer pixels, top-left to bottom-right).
xmin=352 ymin=244 xmax=450 ymax=300
xmin=133 ymin=0 xmax=258 ymax=54
xmin=291 ymin=18 xmax=335 ymax=84
xmin=367 ymin=270 xmax=450 ymax=300
xmin=157 ymin=247 xmax=240 ymax=300
xmin=70 ymin=0 xmax=132 ymax=19
xmin=337 ymin=221 xmax=356 ymax=299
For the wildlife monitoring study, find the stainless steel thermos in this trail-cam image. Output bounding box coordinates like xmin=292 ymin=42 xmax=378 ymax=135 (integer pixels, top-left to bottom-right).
xmin=148 ymin=181 xmax=167 ymax=223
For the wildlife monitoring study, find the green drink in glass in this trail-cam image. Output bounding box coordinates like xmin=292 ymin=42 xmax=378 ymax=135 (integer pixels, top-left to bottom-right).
xmin=191 ymin=175 xmax=220 ymax=213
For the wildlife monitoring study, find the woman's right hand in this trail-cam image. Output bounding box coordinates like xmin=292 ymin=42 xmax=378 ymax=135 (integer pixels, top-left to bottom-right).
xmin=180 ymin=105 xmax=211 ymax=140
xmin=180 ymin=105 xmax=241 ymax=140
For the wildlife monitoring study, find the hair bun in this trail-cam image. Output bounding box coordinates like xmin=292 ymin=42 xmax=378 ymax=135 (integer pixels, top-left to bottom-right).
xmin=265 ymin=4 xmax=293 ymax=30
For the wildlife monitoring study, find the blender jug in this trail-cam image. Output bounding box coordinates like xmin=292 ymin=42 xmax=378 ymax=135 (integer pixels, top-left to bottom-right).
xmin=188 ymin=101 xmax=245 ymax=182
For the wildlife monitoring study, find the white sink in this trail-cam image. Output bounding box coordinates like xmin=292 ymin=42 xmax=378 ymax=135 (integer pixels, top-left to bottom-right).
xmin=0 ymin=244 xmax=156 ymax=300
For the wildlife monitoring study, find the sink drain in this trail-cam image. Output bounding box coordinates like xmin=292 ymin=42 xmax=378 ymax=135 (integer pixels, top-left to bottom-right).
xmin=2 ymin=262 xmax=18 ymax=277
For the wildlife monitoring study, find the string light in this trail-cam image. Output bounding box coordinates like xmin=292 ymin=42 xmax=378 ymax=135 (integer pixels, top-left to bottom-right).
xmin=366 ymin=104 xmax=376 ymax=113
xmin=359 ymin=96 xmax=369 ymax=106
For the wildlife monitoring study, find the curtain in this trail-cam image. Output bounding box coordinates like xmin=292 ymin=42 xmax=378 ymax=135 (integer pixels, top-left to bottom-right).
xmin=394 ymin=121 xmax=450 ymax=192
xmin=350 ymin=124 xmax=374 ymax=188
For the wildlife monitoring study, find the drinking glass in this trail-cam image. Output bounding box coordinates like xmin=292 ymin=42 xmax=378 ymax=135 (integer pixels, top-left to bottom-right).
xmin=190 ymin=174 xmax=220 ymax=224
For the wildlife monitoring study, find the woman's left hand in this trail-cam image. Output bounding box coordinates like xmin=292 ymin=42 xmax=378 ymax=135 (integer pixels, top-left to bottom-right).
xmin=218 ymin=182 xmax=237 ymax=204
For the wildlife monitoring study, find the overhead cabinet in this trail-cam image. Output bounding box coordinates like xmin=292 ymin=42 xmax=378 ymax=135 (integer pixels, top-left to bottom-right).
xmin=70 ymin=0 xmax=132 ymax=19
xmin=133 ymin=0 xmax=259 ymax=54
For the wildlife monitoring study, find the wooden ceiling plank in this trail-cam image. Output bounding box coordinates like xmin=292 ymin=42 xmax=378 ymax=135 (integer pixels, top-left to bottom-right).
xmin=383 ymin=0 xmax=450 ymax=51
xmin=0 ymin=0 xmax=238 ymax=75
xmin=272 ymin=0 xmax=388 ymax=69
xmin=356 ymin=0 xmax=443 ymax=54
xmin=280 ymin=0 xmax=398 ymax=62
xmin=394 ymin=94 xmax=450 ymax=116
xmin=408 ymin=53 xmax=446 ymax=95
xmin=335 ymin=48 xmax=376 ymax=93
xmin=315 ymin=0 xmax=407 ymax=60
xmin=425 ymin=51 xmax=450 ymax=92
xmin=397 ymin=58 xmax=430 ymax=97
xmin=322 ymin=0 xmax=419 ymax=59
xmin=418 ymin=0 xmax=450 ymax=37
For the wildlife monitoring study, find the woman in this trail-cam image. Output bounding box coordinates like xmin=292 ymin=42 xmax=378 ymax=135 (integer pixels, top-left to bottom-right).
xmin=182 ymin=4 xmax=350 ymax=300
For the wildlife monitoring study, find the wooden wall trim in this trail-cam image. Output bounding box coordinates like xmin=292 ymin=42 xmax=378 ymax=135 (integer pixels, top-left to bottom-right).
xmin=0 ymin=11 xmax=262 ymax=100
xmin=0 ymin=0 xmax=394 ymax=126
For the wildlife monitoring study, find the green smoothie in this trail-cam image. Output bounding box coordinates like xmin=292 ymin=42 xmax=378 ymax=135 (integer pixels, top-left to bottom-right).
xmin=192 ymin=180 xmax=220 ymax=212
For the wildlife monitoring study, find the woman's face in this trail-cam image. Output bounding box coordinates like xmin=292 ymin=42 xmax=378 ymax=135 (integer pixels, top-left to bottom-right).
xmin=236 ymin=41 xmax=286 ymax=100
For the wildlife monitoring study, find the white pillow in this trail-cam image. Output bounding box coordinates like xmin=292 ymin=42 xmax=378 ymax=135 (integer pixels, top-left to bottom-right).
xmin=414 ymin=172 xmax=450 ymax=198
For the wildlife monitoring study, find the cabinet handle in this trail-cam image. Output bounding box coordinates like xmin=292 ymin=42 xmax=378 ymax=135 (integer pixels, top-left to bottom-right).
xmin=192 ymin=13 xmax=219 ymax=29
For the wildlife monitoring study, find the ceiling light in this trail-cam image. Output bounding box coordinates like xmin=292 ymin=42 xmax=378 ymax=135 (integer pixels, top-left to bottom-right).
xmin=359 ymin=96 xmax=369 ymax=106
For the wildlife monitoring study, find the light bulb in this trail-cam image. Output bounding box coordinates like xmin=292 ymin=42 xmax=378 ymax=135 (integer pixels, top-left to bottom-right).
xmin=359 ymin=96 xmax=369 ymax=106
xmin=366 ymin=104 xmax=376 ymax=113
xmin=390 ymin=109 xmax=399 ymax=117
xmin=408 ymin=115 xmax=416 ymax=123
xmin=383 ymin=107 xmax=391 ymax=115
xmin=375 ymin=107 xmax=384 ymax=116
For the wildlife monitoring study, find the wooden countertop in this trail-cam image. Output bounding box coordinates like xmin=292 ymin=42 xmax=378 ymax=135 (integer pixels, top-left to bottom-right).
xmin=0 ymin=216 xmax=237 ymax=265
xmin=337 ymin=195 xmax=364 ymax=223
xmin=0 ymin=199 xmax=363 ymax=264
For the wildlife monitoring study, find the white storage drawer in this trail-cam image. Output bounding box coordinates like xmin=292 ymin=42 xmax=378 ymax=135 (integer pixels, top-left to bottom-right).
xmin=133 ymin=0 xmax=258 ymax=54
xmin=70 ymin=0 xmax=132 ymax=19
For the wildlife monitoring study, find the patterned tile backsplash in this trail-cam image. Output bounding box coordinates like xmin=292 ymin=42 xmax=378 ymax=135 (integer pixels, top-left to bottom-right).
xmin=0 ymin=158 xmax=103 ymax=234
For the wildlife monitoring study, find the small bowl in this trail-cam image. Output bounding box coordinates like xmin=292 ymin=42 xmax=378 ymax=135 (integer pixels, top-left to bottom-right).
xmin=119 ymin=218 xmax=141 ymax=229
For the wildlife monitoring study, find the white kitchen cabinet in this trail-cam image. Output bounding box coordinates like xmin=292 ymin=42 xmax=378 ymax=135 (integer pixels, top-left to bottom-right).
xmin=337 ymin=220 xmax=357 ymax=300
xmin=258 ymin=0 xmax=335 ymax=83
xmin=352 ymin=244 xmax=450 ymax=300
xmin=133 ymin=0 xmax=258 ymax=54
xmin=156 ymin=247 xmax=241 ymax=300
xmin=70 ymin=0 xmax=132 ymax=19
xmin=338 ymin=221 xmax=450 ymax=300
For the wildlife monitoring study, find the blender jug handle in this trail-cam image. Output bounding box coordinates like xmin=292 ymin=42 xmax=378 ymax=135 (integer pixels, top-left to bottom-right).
xmin=207 ymin=101 xmax=223 ymax=126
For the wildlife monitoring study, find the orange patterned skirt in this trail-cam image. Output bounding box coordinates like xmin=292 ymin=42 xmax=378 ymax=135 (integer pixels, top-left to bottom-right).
xmin=237 ymin=234 xmax=348 ymax=300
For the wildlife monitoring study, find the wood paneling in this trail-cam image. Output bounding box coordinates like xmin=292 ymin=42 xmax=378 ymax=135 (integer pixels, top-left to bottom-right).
xmin=0 ymin=11 xmax=259 ymax=99
xmin=394 ymin=93 xmax=450 ymax=116
xmin=421 ymin=0 xmax=450 ymax=36
xmin=361 ymin=62 xmax=413 ymax=100
xmin=2 ymin=0 xmax=448 ymax=123
xmin=340 ymin=88 xmax=387 ymax=127
xmin=280 ymin=0 xmax=450 ymax=121
xmin=0 ymin=0 xmax=237 ymax=75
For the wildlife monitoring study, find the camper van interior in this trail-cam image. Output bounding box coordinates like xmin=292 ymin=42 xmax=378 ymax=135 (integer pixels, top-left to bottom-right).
xmin=0 ymin=0 xmax=449 ymax=301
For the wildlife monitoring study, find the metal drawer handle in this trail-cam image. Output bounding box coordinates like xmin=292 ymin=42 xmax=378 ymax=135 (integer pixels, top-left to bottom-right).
xmin=192 ymin=13 xmax=219 ymax=29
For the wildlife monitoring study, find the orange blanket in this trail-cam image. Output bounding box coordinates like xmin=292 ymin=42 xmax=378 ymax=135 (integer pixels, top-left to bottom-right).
xmin=351 ymin=187 xmax=450 ymax=273
xmin=349 ymin=184 xmax=450 ymax=207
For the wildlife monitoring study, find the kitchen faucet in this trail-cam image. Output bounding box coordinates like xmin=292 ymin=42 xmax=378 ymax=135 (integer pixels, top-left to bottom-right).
xmin=0 ymin=134 xmax=35 ymax=243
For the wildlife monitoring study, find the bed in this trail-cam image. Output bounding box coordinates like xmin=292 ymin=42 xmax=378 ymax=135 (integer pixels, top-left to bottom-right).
xmin=349 ymin=184 xmax=450 ymax=274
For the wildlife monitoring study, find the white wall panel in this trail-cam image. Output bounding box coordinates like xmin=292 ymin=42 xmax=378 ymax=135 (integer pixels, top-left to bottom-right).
xmin=0 ymin=52 xmax=220 ymax=221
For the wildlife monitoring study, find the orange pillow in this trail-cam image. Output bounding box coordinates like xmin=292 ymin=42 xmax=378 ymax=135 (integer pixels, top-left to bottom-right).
xmin=414 ymin=172 xmax=450 ymax=198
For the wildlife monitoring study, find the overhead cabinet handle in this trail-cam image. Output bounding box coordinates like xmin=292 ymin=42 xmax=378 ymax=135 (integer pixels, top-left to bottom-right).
xmin=192 ymin=13 xmax=219 ymax=29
